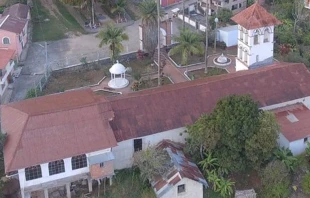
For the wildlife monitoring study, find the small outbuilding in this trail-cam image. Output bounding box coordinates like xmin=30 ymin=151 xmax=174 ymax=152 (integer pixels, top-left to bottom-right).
xmin=108 ymin=60 xmax=129 ymax=89
xmin=216 ymin=25 xmax=238 ymax=47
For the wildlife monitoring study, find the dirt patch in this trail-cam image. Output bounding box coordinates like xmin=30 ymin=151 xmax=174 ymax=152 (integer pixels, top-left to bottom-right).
xmin=42 ymin=68 xmax=106 ymax=95
xmin=229 ymin=169 xmax=262 ymax=191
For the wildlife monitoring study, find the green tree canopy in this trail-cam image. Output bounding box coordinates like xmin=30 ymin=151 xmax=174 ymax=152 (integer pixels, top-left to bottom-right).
xmin=186 ymin=95 xmax=279 ymax=172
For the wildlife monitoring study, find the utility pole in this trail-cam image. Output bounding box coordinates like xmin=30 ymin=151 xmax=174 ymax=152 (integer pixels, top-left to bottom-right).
xmin=204 ymin=1 xmax=209 ymax=73
xmin=157 ymin=0 xmax=161 ymax=86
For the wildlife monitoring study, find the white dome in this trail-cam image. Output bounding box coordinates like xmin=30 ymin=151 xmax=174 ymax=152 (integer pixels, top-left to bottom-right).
xmin=109 ymin=60 xmax=126 ymax=74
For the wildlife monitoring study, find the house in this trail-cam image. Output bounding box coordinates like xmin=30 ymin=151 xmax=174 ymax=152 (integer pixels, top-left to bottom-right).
xmin=152 ymin=140 xmax=208 ymax=198
xmin=231 ymin=3 xmax=282 ymax=71
xmin=0 ymin=48 xmax=16 ymax=96
xmin=0 ymin=3 xmax=30 ymax=60
xmin=3 ymin=62 xmax=310 ymax=198
xmin=200 ymin=0 xmax=247 ymax=15
xmin=160 ymin=0 xmax=181 ymax=7
xmin=305 ymin=0 xmax=310 ymax=9
xmin=273 ymin=103 xmax=310 ymax=155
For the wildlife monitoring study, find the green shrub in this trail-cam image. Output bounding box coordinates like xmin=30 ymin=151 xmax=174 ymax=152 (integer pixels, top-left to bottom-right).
xmin=302 ymin=173 xmax=310 ymax=194
xmin=25 ymin=88 xmax=41 ymax=99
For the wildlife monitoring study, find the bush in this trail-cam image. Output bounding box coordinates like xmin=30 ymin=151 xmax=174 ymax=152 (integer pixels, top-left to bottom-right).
xmin=302 ymin=173 xmax=310 ymax=194
xmin=25 ymin=88 xmax=41 ymax=99
xmin=260 ymin=160 xmax=291 ymax=198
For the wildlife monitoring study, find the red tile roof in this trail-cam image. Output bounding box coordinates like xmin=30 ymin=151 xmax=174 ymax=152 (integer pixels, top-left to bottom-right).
xmin=152 ymin=140 xmax=207 ymax=196
xmin=0 ymin=15 xmax=27 ymax=34
xmin=2 ymin=3 xmax=29 ymax=19
xmin=0 ymin=49 xmax=15 ymax=69
xmin=273 ymin=103 xmax=310 ymax=142
xmin=2 ymin=89 xmax=117 ymax=172
xmin=231 ymin=3 xmax=282 ymax=29
xmin=108 ymin=63 xmax=310 ymax=142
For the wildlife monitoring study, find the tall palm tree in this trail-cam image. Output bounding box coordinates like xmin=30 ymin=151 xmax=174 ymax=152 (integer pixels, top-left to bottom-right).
xmin=138 ymin=0 xmax=163 ymax=55
xmin=204 ymin=1 xmax=209 ymax=73
xmin=169 ymin=28 xmax=204 ymax=72
xmin=97 ymin=24 xmax=129 ymax=63
xmin=111 ymin=0 xmax=127 ymax=22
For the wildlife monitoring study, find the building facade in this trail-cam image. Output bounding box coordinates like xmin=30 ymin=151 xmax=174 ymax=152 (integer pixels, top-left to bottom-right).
xmin=0 ymin=48 xmax=15 ymax=96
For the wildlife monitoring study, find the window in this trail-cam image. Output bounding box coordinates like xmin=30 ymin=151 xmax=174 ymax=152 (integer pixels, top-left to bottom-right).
xmin=48 ymin=160 xmax=65 ymax=175
xmin=177 ymin=184 xmax=186 ymax=194
xmin=2 ymin=37 xmax=10 ymax=44
xmin=256 ymin=55 xmax=259 ymax=62
xmin=71 ymin=154 xmax=87 ymax=170
xmin=254 ymin=35 xmax=259 ymax=45
xmin=264 ymin=29 xmax=270 ymax=43
xmin=100 ymin=162 xmax=104 ymax=168
xmin=25 ymin=165 xmax=42 ymax=181
xmin=134 ymin=139 xmax=142 ymax=152
xmin=239 ymin=3 xmax=242 ymax=8
xmin=232 ymin=4 xmax=238 ymax=10
xmin=304 ymin=137 xmax=308 ymax=143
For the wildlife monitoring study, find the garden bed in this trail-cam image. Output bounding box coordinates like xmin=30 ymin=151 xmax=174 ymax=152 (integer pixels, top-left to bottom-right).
xmin=169 ymin=53 xmax=204 ymax=67
xmin=186 ymin=68 xmax=228 ymax=80
xmin=132 ymin=77 xmax=172 ymax=91
xmin=95 ymin=90 xmax=121 ymax=97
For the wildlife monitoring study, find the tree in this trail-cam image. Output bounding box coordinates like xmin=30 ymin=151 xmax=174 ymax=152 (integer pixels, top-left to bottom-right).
xmin=186 ymin=95 xmax=279 ymax=172
xmin=111 ymin=0 xmax=127 ymax=22
xmin=292 ymin=0 xmax=305 ymax=33
xmin=97 ymin=24 xmax=129 ymax=63
xmin=138 ymin=0 xmax=163 ymax=55
xmin=245 ymin=111 xmax=279 ymax=168
xmin=260 ymin=160 xmax=291 ymax=198
xmin=199 ymin=152 xmax=219 ymax=172
xmin=217 ymin=177 xmax=234 ymax=197
xmin=133 ymin=146 xmax=171 ymax=182
xmin=170 ymin=28 xmax=204 ymax=72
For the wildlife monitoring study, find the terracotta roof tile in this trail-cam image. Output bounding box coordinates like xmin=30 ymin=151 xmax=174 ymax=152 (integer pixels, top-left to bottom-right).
xmin=273 ymin=103 xmax=310 ymax=142
xmin=231 ymin=3 xmax=282 ymax=29
xmin=2 ymin=89 xmax=117 ymax=172
xmin=2 ymin=3 xmax=29 ymax=19
xmin=109 ymin=63 xmax=310 ymax=142
xmin=0 ymin=15 xmax=27 ymax=34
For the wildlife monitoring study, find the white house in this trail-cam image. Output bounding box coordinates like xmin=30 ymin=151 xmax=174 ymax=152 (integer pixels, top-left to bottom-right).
xmin=231 ymin=3 xmax=282 ymax=71
xmin=152 ymin=140 xmax=208 ymax=198
xmin=0 ymin=48 xmax=15 ymax=96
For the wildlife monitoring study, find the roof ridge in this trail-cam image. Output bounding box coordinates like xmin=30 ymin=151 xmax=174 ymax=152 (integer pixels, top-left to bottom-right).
xmin=108 ymin=63 xmax=298 ymax=101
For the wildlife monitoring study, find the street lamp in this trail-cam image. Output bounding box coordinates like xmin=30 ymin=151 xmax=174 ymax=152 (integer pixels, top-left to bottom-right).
xmin=214 ymin=17 xmax=219 ymax=52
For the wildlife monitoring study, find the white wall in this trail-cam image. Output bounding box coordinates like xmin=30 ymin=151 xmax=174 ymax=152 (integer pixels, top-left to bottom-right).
xmin=261 ymin=96 xmax=310 ymax=111
xmin=278 ymin=133 xmax=290 ymax=149
xmin=113 ymin=127 xmax=187 ymax=170
xmin=289 ymin=139 xmax=308 ymax=155
xmin=218 ymin=27 xmax=238 ymax=47
xmin=18 ymin=148 xmax=111 ymax=191
xmin=161 ymin=178 xmax=203 ymax=198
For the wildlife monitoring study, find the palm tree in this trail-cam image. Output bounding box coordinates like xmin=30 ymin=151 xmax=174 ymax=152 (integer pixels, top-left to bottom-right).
xmin=169 ymin=28 xmax=204 ymax=72
xmin=138 ymin=0 xmax=163 ymax=55
xmin=111 ymin=0 xmax=127 ymax=23
xmin=204 ymin=1 xmax=209 ymax=73
xmin=97 ymin=24 xmax=129 ymax=63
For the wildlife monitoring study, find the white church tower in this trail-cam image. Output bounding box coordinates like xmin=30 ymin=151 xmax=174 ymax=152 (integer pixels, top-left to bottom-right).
xmin=231 ymin=3 xmax=282 ymax=71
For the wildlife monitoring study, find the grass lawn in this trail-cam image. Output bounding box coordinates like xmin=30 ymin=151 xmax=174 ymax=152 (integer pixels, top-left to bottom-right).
xmin=169 ymin=53 xmax=204 ymax=66
xmin=187 ymin=68 xmax=228 ymax=80
xmin=42 ymin=67 xmax=106 ymax=95
xmin=138 ymin=77 xmax=172 ymax=90
xmin=31 ymin=0 xmax=84 ymax=41
xmin=103 ymin=169 xmax=156 ymax=198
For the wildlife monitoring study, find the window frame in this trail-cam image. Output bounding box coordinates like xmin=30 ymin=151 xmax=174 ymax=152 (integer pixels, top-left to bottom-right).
xmin=71 ymin=154 xmax=87 ymax=170
xmin=177 ymin=184 xmax=186 ymax=194
xmin=2 ymin=37 xmax=10 ymax=45
xmin=134 ymin=139 xmax=142 ymax=152
xmin=99 ymin=162 xmax=104 ymax=168
xmin=48 ymin=159 xmax=65 ymax=176
xmin=25 ymin=165 xmax=42 ymax=181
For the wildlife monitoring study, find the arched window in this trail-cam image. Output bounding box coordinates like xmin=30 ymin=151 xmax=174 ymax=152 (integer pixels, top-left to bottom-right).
xmin=25 ymin=165 xmax=42 ymax=181
xmin=49 ymin=160 xmax=65 ymax=175
xmin=2 ymin=37 xmax=10 ymax=45
xmin=254 ymin=30 xmax=259 ymax=45
xmin=71 ymin=154 xmax=87 ymax=170
xmin=264 ymin=29 xmax=270 ymax=43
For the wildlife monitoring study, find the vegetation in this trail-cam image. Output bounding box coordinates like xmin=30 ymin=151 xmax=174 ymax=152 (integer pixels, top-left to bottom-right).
xmin=186 ymin=95 xmax=279 ymax=172
xmin=97 ymin=24 xmax=129 ymax=63
xmin=138 ymin=0 xmax=163 ymax=55
xmin=209 ymin=8 xmax=233 ymax=29
xmin=170 ymin=28 xmax=204 ymax=70
xmin=0 ymin=133 xmax=7 ymax=197
xmin=302 ymin=173 xmax=310 ymax=195
xmin=273 ymin=147 xmax=298 ymax=172
xmin=111 ymin=0 xmax=127 ymax=22
xmin=104 ymin=169 xmax=156 ymax=198
xmin=260 ymin=160 xmax=291 ymax=198
xmin=187 ymin=68 xmax=227 ymax=80
xmin=25 ymin=88 xmax=41 ymax=99
xmin=133 ymin=146 xmax=170 ymax=182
